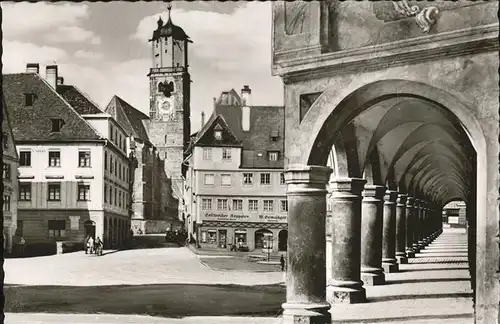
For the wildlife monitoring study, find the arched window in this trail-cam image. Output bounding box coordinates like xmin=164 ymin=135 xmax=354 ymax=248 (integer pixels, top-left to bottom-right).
xmin=164 ymin=135 xmax=168 ymax=144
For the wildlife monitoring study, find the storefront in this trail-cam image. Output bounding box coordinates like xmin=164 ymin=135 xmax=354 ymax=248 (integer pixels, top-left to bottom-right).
xmin=197 ymin=211 xmax=287 ymax=252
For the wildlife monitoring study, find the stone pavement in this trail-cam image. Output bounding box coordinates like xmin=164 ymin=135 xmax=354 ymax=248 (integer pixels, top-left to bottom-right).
xmin=5 ymin=228 xmax=472 ymax=324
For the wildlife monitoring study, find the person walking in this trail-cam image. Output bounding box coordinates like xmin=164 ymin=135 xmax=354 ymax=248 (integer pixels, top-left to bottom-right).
xmin=280 ymin=254 xmax=285 ymax=271
xmin=19 ymin=237 xmax=26 ymax=256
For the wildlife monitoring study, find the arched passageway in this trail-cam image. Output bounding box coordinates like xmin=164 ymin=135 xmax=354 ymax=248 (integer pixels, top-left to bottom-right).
xmin=278 ymin=230 xmax=288 ymax=252
xmin=255 ymin=229 xmax=273 ymax=250
xmin=281 ymin=78 xmax=497 ymax=324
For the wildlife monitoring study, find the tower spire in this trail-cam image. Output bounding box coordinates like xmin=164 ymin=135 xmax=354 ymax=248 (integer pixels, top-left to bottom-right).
xmin=167 ymin=1 xmax=172 ymax=21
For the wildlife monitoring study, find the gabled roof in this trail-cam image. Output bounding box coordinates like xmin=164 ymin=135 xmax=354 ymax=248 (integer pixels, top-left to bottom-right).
xmin=194 ymin=114 xmax=241 ymax=147
xmin=3 ymin=73 xmax=103 ymax=142
xmin=105 ymin=95 xmax=150 ymax=142
xmin=57 ymin=85 xmax=103 ymax=115
xmin=189 ymin=88 xmax=285 ymax=169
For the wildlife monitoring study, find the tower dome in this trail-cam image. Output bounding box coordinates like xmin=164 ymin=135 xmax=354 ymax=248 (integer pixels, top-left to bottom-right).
xmin=150 ymin=4 xmax=193 ymax=43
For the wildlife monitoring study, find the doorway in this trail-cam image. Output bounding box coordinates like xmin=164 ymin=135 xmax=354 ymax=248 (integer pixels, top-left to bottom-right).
xmin=278 ymin=230 xmax=288 ymax=251
xmin=84 ymin=220 xmax=96 ymax=240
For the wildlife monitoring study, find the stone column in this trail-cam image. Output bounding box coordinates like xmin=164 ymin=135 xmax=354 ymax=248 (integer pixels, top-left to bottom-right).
xmin=327 ymin=178 xmax=366 ymax=304
xmin=382 ymin=190 xmax=398 ymax=273
xmin=360 ymin=185 xmax=386 ymax=286
xmin=417 ymin=200 xmax=426 ymax=249
xmin=282 ymin=165 xmax=332 ymax=324
xmin=395 ymin=193 xmax=408 ymax=264
xmin=405 ymin=196 xmax=416 ymax=258
xmin=412 ymin=199 xmax=421 ymax=253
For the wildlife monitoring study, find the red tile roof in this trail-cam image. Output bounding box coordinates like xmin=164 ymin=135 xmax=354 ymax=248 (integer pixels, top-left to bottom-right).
xmin=3 ymin=73 xmax=103 ymax=143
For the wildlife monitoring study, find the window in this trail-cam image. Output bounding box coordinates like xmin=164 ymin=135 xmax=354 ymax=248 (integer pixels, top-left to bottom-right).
xmin=19 ymin=183 xmax=31 ymax=201
xmin=248 ymin=199 xmax=259 ymax=211
xmin=3 ymin=132 xmax=8 ymax=149
xmin=25 ymin=93 xmax=35 ymax=106
xmin=221 ymin=174 xmax=231 ymax=187
xmin=110 ymin=126 xmax=114 ymax=141
xmin=243 ymin=173 xmax=253 ymax=185
xmin=104 ymin=184 xmax=108 ymax=203
xmin=217 ymin=198 xmax=228 ymax=210
xmin=204 ymin=174 xmax=215 ymax=186
xmin=280 ymin=200 xmax=288 ymax=212
xmin=202 ymin=148 xmax=212 ymax=160
xmin=118 ymin=191 xmax=122 ymax=208
xmin=77 ymin=184 xmax=90 ymax=201
xmin=110 ymin=155 xmax=114 ymax=173
xmin=48 ymin=220 xmax=66 ymax=238
xmin=268 ymin=151 xmax=279 ymax=161
xmin=109 ymin=186 xmax=113 ymax=205
xmin=118 ymin=164 xmax=122 ymax=180
xmin=78 ymin=151 xmax=91 ymax=167
xmin=48 ymin=151 xmax=61 ymax=167
xmin=214 ymin=130 xmax=222 ymax=140
xmin=114 ymin=189 xmax=117 ymax=205
xmin=51 ymin=119 xmax=65 ymax=132
xmin=201 ymin=198 xmax=212 ymax=210
xmin=20 ymin=151 xmax=31 ymax=167
xmin=232 ymin=199 xmax=243 ymax=211
xmin=48 ymin=183 xmax=61 ymax=201
xmin=280 ymin=172 xmax=286 ymax=185
xmin=3 ymin=163 xmax=11 ymax=180
xmin=104 ymin=152 xmax=108 ymax=170
xmin=260 ymin=173 xmax=271 ymax=185
xmin=3 ymin=195 xmax=11 ymax=211
xmin=164 ymin=135 xmax=168 ymax=144
xmin=114 ymin=160 xmax=117 ymax=176
xmin=263 ymin=200 xmax=274 ymax=212
xmin=222 ymin=148 xmax=231 ymax=161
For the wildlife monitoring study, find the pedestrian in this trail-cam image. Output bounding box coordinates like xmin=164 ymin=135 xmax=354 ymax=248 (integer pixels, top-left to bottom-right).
xmin=19 ymin=236 xmax=26 ymax=255
xmin=280 ymin=254 xmax=285 ymax=271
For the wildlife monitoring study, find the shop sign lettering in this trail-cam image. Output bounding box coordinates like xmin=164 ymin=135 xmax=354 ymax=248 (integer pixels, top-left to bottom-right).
xmin=203 ymin=212 xmax=287 ymax=223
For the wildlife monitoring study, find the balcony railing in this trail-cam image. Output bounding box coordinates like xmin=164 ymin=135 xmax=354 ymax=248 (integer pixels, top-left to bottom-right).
xmin=149 ymin=67 xmax=185 ymax=74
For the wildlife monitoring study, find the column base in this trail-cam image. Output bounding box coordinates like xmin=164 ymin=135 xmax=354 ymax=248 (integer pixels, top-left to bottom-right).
xmin=382 ymin=261 xmax=399 ymax=273
xmin=327 ymin=286 xmax=366 ymax=304
xmin=361 ymin=271 xmax=385 ymax=286
xmin=396 ymin=256 xmax=408 ymax=264
xmin=406 ymin=250 xmax=415 ymax=258
xmin=282 ymin=302 xmax=331 ymax=324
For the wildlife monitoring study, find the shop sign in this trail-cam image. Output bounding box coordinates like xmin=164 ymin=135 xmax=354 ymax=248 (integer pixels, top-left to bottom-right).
xmin=202 ymin=212 xmax=287 ymax=223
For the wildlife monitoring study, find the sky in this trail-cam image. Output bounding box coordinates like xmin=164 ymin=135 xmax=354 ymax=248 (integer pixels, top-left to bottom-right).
xmin=2 ymin=1 xmax=284 ymax=132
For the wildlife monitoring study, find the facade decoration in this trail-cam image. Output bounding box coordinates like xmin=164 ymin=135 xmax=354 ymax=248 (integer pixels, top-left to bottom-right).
xmin=392 ymin=1 xmax=440 ymax=33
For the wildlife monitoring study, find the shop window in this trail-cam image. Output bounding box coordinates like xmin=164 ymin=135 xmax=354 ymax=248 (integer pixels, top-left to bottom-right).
xmin=217 ymin=198 xmax=228 ymax=210
xmin=243 ymin=173 xmax=253 ymax=185
xmin=260 ymin=173 xmax=271 ymax=185
xmin=201 ymin=231 xmax=207 ymax=243
xmin=280 ymin=200 xmax=288 ymax=212
xmin=48 ymin=151 xmax=61 ymax=167
xmin=201 ymin=198 xmax=212 ymax=210
xmin=221 ymin=174 xmax=231 ymax=187
xmin=263 ymin=200 xmax=274 ymax=212
xmin=48 ymin=220 xmax=66 ymax=238
xmin=232 ymin=199 xmax=243 ymax=211
xmin=207 ymin=230 xmax=217 ymax=244
xmin=248 ymin=199 xmax=259 ymax=211
xmin=203 ymin=147 xmax=212 ymax=160
xmin=235 ymin=230 xmax=247 ymax=247
xmin=204 ymin=174 xmax=215 ymax=186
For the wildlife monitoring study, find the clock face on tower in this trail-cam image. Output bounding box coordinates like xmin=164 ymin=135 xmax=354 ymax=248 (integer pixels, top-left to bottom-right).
xmin=157 ymin=97 xmax=176 ymax=121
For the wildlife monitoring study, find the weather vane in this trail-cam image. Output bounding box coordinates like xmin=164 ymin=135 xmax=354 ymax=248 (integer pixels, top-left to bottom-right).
xmin=166 ymin=0 xmax=172 ymax=13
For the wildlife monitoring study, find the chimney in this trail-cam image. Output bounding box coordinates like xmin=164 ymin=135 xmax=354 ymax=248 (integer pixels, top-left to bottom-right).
xmin=241 ymin=85 xmax=251 ymax=106
xmin=57 ymin=77 xmax=64 ymax=86
xmin=201 ymin=111 xmax=205 ymax=129
xmin=241 ymin=85 xmax=251 ymax=131
xmin=26 ymin=63 xmax=40 ymax=74
xmin=46 ymin=65 xmax=58 ymax=89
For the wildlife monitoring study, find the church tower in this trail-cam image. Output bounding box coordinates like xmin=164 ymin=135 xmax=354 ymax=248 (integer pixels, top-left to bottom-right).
xmin=146 ymin=3 xmax=191 ymax=219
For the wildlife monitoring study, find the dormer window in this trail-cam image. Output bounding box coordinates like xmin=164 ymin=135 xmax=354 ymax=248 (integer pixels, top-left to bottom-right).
xmin=25 ymin=93 xmax=36 ymax=107
xmin=268 ymin=151 xmax=279 ymax=161
xmin=51 ymin=118 xmax=65 ymax=133
xmin=270 ymin=129 xmax=279 ymax=141
xmin=214 ymin=131 xmax=222 ymax=140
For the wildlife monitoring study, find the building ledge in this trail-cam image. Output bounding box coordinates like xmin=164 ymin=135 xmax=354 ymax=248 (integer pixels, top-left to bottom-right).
xmin=18 ymin=175 xmax=34 ymax=179
xmin=45 ymin=175 xmax=64 ymax=179
xmin=75 ymin=175 xmax=95 ymax=179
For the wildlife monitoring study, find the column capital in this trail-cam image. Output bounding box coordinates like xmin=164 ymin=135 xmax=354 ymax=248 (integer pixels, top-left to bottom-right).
xmin=396 ymin=193 xmax=408 ymax=206
xmin=329 ymin=178 xmax=366 ymax=197
xmin=362 ymin=185 xmax=386 ymax=200
xmin=285 ymin=165 xmax=332 ymax=196
xmin=384 ymin=190 xmax=398 ymax=204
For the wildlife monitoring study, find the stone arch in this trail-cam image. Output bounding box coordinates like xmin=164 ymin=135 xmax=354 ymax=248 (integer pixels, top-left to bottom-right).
xmin=290 ymin=79 xmax=491 ymax=319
